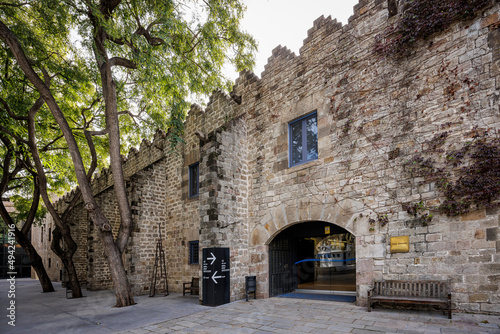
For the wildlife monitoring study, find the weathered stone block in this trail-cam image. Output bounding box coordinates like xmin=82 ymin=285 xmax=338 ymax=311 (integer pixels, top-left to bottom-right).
xmin=469 ymin=293 xmax=490 ymax=303
xmin=461 ymin=210 xmax=486 ymax=221
xmin=426 ymin=234 xmax=442 ymax=242
xmin=486 ymin=227 xmax=498 ymax=241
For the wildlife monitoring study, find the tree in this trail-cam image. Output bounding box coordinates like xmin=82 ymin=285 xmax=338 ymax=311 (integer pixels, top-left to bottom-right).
xmin=0 ymin=3 xmax=104 ymax=297
xmin=0 ymin=133 xmax=54 ymax=293
xmin=0 ymin=0 xmax=256 ymax=307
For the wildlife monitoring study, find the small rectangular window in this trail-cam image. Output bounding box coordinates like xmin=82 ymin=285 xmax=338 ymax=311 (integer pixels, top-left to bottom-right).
xmin=189 ymin=240 xmax=199 ymax=264
xmin=189 ymin=162 xmax=199 ymax=198
xmin=289 ymin=112 xmax=318 ymax=167
xmin=48 ymin=227 xmax=51 ymax=242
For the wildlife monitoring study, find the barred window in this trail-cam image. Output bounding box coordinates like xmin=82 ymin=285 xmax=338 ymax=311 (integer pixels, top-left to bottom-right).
xmin=189 ymin=240 xmax=199 ymax=264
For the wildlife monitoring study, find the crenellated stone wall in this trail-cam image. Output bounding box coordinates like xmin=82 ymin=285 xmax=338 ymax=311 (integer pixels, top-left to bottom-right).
xmin=32 ymin=0 xmax=500 ymax=314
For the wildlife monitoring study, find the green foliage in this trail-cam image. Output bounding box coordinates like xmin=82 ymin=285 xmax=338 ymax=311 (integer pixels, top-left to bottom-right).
xmin=9 ymin=194 xmax=47 ymax=225
xmin=72 ymin=0 xmax=256 ymax=142
xmin=1 ymin=0 xmax=256 ymax=202
xmin=0 ymin=9 xmax=101 ymax=195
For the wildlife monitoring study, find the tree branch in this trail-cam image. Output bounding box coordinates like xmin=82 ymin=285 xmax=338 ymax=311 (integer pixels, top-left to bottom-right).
xmin=21 ymin=176 xmax=40 ymax=235
xmin=99 ymin=0 xmax=122 ymax=18
xmin=0 ymin=2 xmax=29 ymax=7
xmin=109 ymin=57 xmax=137 ymax=69
xmin=81 ymin=98 xmax=100 ymax=127
xmin=84 ymin=130 xmax=98 ymax=182
xmin=0 ymin=124 xmax=28 ymax=144
xmin=0 ymin=133 xmax=15 ymax=194
xmin=87 ymin=129 xmax=109 ymax=136
xmin=134 ymin=26 xmax=164 ymax=46
xmin=40 ymin=134 xmax=64 ymax=152
xmin=0 ymin=97 xmax=27 ymax=120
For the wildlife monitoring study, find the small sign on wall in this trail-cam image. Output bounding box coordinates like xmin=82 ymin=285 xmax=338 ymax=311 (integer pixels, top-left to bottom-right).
xmin=390 ymin=235 xmax=409 ymax=253
xmin=325 ymin=226 xmax=330 ymax=234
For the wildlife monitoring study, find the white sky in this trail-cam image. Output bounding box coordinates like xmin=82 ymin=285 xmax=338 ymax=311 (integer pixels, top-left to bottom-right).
xmin=234 ymin=0 xmax=359 ymax=79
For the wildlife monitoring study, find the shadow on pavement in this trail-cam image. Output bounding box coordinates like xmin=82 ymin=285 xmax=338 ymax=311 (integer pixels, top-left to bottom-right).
xmin=0 ymin=278 xmax=206 ymax=334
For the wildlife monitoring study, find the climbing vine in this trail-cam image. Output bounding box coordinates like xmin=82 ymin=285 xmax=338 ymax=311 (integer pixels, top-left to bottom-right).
xmin=374 ymin=0 xmax=492 ymax=57
xmin=405 ymin=132 xmax=500 ymax=217
xmin=300 ymin=7 xmax=499 ymax=231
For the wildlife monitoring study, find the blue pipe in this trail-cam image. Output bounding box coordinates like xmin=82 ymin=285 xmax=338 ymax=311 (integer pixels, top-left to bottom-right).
xmin=294 ymin=258 xmax=356 ymax=265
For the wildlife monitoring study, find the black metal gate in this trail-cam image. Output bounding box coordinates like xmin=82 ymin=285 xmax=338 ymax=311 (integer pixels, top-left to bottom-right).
xmin=269 ymin=232 xmax=296 ymax=297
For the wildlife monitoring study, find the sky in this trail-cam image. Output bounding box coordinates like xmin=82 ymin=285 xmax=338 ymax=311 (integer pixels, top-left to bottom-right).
xmin=234 ymin=0 xmax=359 ymax=79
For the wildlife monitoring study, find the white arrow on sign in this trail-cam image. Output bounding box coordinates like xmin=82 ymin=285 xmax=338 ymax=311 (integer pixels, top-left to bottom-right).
xmin=211 ymin=271 xmax=224 ymax=284
xmin=207 ymin=252 xmax=216 ymax=265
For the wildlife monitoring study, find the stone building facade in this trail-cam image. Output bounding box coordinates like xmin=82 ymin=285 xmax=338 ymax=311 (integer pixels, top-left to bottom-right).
xmin=32 ymin=0 xmax=500 ymax=314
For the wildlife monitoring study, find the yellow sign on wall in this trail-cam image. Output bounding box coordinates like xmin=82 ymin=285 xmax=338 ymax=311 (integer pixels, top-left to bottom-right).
xmin=325 ymin=226 xmax=330 ymax=234
xmin=390 ymin=235 xmax=409 ymax=253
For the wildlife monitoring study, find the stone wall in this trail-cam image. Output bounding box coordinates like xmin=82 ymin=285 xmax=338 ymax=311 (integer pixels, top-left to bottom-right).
xmin=30 ymin=197 xmax=88 ymax=284
xmin=237 ymin=0 xmax=500 ymax=313
xmin=31 ymin=0 xmax=500 ymax=314
xmin=199 ymin=115 xmax=250 ymax=300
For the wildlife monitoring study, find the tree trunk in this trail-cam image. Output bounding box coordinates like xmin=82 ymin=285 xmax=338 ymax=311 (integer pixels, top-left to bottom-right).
xmin=0 ymin=202 xmax=54 ymax=293
xmin=1 ymin=17 xmax=135 ymax=307
xmin=61 ymin=257 xmax=83 ymax=298
xmin=91 ymin=25 xmax=136 ymax=307
xmin=51 ymin=226 xmax=82 ymax=298
xmin=14 ymin=227 xmax=54 ymax=293
xmin=100 ymin=230 xmax=135 ymax=307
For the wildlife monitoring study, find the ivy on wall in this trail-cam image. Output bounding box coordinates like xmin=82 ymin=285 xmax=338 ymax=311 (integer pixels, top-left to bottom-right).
xmin=405 ymin=131 xmax=500 ymax=217
xmin=374 ymin=0 xmax=493 ymax=57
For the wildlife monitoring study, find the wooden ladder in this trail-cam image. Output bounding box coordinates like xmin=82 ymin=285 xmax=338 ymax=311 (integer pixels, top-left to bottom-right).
xmin=149 ymin=224 xmax=169 ymax=297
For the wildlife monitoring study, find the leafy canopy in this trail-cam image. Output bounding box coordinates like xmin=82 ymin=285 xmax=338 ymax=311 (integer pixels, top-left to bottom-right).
xmin=1 ymin=0 xmax=256 ymax=200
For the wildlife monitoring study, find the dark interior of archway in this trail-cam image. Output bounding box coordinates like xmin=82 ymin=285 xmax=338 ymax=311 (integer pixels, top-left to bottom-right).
xmin=269 ymin=221 xmax=356 ymax=297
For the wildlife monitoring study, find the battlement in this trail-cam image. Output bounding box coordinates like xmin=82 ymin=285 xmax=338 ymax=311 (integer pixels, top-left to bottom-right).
xmin=302 ymin=15 xmax=343 ymax=46
xmin=56 ymin=0 xmax=500 ymax=216
xmin=70 ymin=0 xmax=380 ymax=201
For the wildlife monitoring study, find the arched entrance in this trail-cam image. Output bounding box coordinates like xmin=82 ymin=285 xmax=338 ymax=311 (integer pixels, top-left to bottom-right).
xmin=268 ymin=221 xmax=355 ymax=297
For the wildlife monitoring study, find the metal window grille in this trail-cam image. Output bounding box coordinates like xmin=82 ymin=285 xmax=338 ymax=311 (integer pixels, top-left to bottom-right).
xmin=189 ymin=240 xmax=199 ymax=264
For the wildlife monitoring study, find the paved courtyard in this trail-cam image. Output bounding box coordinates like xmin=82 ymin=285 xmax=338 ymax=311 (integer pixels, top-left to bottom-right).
xmin=1 ymin=278 xmax=499 ymax=333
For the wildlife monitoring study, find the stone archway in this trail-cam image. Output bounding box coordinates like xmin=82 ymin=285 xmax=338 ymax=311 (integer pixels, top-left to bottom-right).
xmin=267 ymin=221 xmax=356 ymax=297
xmin=251 ymin=198 xmax=362 ymax=247
xmin=250 ymin=199 xmax=363 ymax=299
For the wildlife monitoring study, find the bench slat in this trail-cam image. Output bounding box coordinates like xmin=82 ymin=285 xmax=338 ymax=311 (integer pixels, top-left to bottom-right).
xmin=371 ymin=295 xmax=448 ymax=303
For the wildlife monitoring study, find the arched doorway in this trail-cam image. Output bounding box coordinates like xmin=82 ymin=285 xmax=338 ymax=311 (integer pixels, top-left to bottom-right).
xmin=268 ymin=221 xmax=355 ymax=297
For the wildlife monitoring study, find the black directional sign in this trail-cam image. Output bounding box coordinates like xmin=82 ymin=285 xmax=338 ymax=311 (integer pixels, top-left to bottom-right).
xmin=202 ymin=247 xmax=230 ymax=306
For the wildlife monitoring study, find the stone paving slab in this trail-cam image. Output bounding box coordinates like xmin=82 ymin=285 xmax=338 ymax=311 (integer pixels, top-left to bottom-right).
xmin=1 ymin=278 xmax=205 ymax=334
xmin=120 ymin=298 xmax=500 ymax=334
xmin=1 ymin=279 xmax=499 ymax=333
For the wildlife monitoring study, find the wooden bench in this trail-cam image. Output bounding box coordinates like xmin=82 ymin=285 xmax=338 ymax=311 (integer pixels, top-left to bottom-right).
xmin=368 ymin=280 xmax=452 ymax=319
xmin=183 ymin=277 xmax=199 ymax=296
